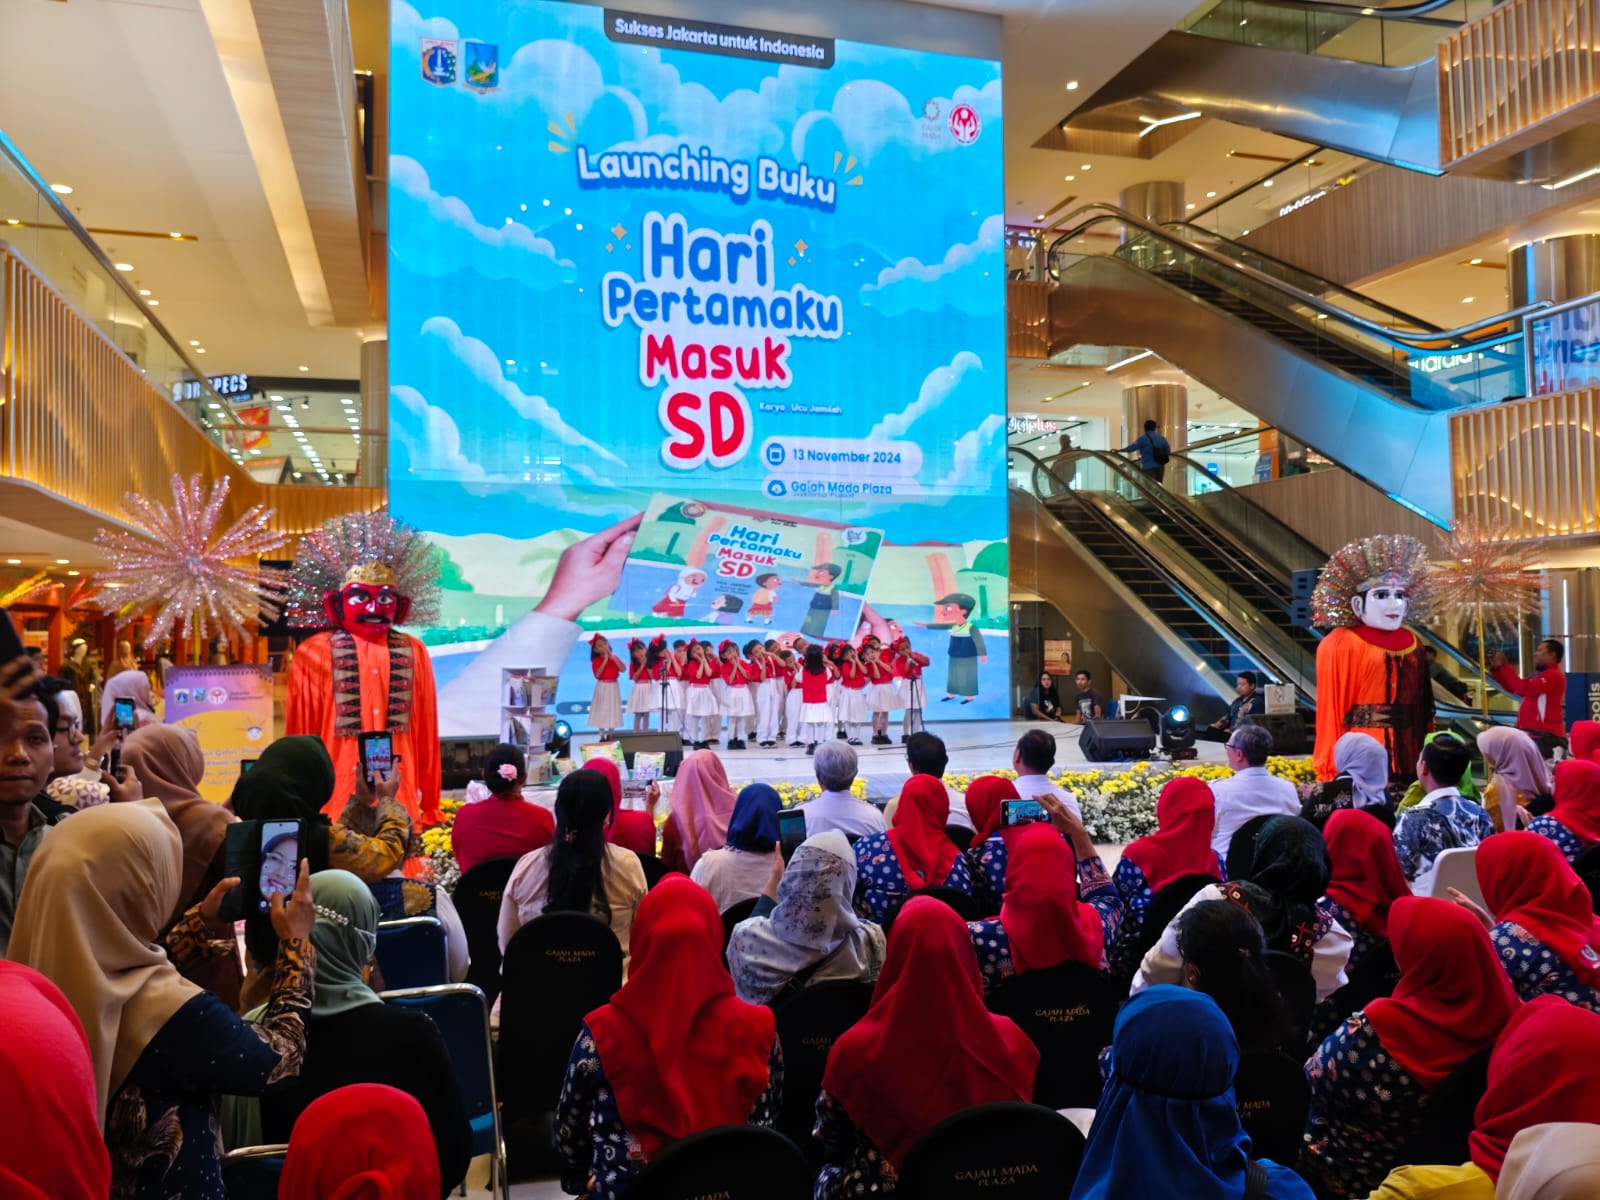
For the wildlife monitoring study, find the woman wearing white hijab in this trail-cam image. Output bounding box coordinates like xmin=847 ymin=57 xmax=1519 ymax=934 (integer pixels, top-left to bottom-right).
xmin=1334 ymin=732 xmax=1390 ymax=811
xmin=726 ymin=830 xmax=886 ymax=1004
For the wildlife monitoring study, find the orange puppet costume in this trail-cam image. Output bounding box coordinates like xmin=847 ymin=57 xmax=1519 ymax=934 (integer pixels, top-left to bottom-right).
xmin=284 ymin=516 xmax=444 ymax=824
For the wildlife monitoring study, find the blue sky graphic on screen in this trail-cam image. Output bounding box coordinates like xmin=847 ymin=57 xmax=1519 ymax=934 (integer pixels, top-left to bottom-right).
xmin=389 ymin=0 xmax=1007 ymax=736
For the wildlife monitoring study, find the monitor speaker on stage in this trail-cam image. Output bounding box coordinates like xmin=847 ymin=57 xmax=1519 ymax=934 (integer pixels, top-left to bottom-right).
xmin=1079 ymin=718 xmax=1158 ymax=763
xmin=614 ymin=732 xmax=684 ymax=777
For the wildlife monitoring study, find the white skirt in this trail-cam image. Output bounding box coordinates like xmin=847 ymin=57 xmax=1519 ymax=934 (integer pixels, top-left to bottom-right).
xmin=901 ymin=678 xmax=927 ymax=710
xmin=627 ymin=680 xmax=659 ymax=715
xmin=723 ymin=684 xmax=756 ymax=717
xmin=868 ymin=683 xmax=899 ymax=712
xmin=686 ymin=686 xmax=720 ymax=717
xmin=667 ymin=679 xmax=684 ymax=712
xmin=799 ymin=700 xmax=833 ymax=724
xmin=838 ymin=688 xmax=869 ymax=723
xmin=590 ymin=680 xmax=622 ymax=729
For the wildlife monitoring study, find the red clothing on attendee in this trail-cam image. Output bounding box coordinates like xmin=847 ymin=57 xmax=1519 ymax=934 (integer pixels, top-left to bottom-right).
xmin=1323 ymin=809 xmax=1411 ymax=939
xmin=1492 ymin=660 xmax=1567 ymax=737
xmin=1119 ymin=777 xmax=1219 ymax=895
xmin=591 ymin=655 xmax=621 ymax=683
xmin=1477 ymin=831 xmax=1600 ymax=986
xmin=1571 ymin=720 xmax=1600 ymax=763
xmin=585 ymin=758 xmax=657 ymax=857
xmin=1549 ymin=759 xmax=1600 ymax=844
xmin=1000 ymin=824 xmax=1105 ymax=972
xmin=965 ymin=775 xmax=1020 ymax=841
xmin=1469 ymin=996 xmax=1600 ymax=1180
xmin=584 ymin=877 xmax=776 ymax=1162
xmin=1365 ymin=897 xmax=1520 ymax=1090
xmin=822 ymin=897 xmax=1038 ymax=1169
xmin=887 ymin=776 xmax=958 ymax=889
xmin=280 ymin=1083 xmax=441 ymax=1200
xmin=449 ymin=791 xmax=555 ymax=875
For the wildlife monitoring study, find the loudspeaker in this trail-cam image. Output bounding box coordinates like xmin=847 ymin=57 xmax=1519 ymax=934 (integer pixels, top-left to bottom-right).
xmin=1290 ymin=598 xmax=1315 ymax=630
xmin=1291 ymin=569 xmax=1320 ymax=599
xmin=1079 ymin=718 xmax=1158 ymax=763
xmin=614 ymin=731 xmax=684 ymax=776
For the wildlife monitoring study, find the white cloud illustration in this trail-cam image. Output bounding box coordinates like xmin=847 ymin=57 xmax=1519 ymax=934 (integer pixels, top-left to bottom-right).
xmin=859 ymin=215 xmax=1005 ymax=317
xmin=392 ymin=1 xmax=459 ymax=43
xmin=390 ymin=156 xmax=577 ymax=290
xmin=939 ymin=413 xmax=1006 ymax=490
xmin=391 ymin=384 xmax=486 ymax=480
xmin=868 ymin=351 xmax=985 ymax=442
xmin=418 ymin=317 xmax=626 ymax=468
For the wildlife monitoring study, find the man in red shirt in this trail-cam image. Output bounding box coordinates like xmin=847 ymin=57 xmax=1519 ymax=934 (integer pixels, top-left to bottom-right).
xmin=1490 ymin=639 xmax=1567 ymax=753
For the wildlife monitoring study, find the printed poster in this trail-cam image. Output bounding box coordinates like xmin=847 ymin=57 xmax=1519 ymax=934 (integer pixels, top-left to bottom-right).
xmin=163 ymin=665 xmax=274 ymax=802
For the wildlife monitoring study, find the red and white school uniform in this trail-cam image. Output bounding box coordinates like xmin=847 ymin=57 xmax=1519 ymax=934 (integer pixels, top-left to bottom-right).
xmin=797 ymin=666 xmax=835 ymax=743
xmin=754 ymin=655 xmax=782 ymax=744
xmin=590 ymin=654 xmax=623 ymax=734
xmin=627 ymin=658 xmax=657 ymax=717
xmin=865 ymin=659 xmax=898 ymax=714
xmin=838 ymin=661 xmax=870 ymax=725
xmin=722 ymin=658 xmax=757 ymax=720
xmin=896 ymin=648 xmax=930 ymax=730
xmin=785 ymin=661 xmax=807 ymax=744
xmin=683 ymin=659 xmax=720 ymax=740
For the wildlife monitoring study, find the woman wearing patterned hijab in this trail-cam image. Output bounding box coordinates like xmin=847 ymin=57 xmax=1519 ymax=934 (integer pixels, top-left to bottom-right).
xmin=726 ymin=830 xmax=886 ymax=1004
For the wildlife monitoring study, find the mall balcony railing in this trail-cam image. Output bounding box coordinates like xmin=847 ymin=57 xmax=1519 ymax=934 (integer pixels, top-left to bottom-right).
xmin=0 ymin=136 xmax=381 ymax=546
xmin=1179 ymin=0 xmax=1489 ymax=68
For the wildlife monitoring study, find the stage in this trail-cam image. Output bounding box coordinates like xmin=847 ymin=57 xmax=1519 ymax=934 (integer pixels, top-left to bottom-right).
xmin=572 ymin=718 xmax=1235 ymax=800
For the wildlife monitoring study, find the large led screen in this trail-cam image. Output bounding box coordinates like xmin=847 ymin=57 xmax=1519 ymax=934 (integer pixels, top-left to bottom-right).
xmin=389 ymin=1 xmax=1007 ymax=734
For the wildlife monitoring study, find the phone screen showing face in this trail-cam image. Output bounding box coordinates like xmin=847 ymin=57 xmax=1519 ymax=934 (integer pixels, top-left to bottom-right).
xmin=113 ymin=698 xmax=136 ymax=731
xmin=1001 ymin=799 xmax=1047 ymax=828
xmin=359 ymin=731 xmax=394 ymax=782
xmin=258 ymin=820 xmax=300 ymax=912
xmin=778 ymin=810 xmax=809 ymax=861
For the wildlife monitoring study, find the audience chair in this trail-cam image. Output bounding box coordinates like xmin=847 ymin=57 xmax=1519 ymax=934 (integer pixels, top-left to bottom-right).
xmin=1263 ymin=950 xmax=1317 ymax=1054
xmin=896 ymin=1102 xmax=1087 ymax=1199
xmin=1574 ymin=843 xmax=1600 ymax=914
xmin=944 ymin=824 xmax=975 ymax=852
xmin=721 ymin=896 xmax=760 ymax=952
xmin=1120 ymin=872 xmax=1221 ymax=982
xmin=1225 ymin=815 xmax=1275 ymax=882
xmin=375 ymin=916 xmax=449 ymax=991
xmin=986 ymin=962 xmax=1120 ymax=1109
xmin=636 ymin=850 xmax=670 ymax=889
xmin=498 ymin=912 xmax=624 ymax=1167
xmin=627 ymin=1124 xmax=812 ymax=1200
xmin=452 ymin=857 xmax=518 ymax=1007
xmin=219 ymin=1143 xmax=288 ymax=1200
xmin=1233 ymin=1050 xmax=1311 ymax=1166
xmin=770 ymin=979 xmax=873 ymax=1160
xmin=1421 ymin=847 xmax=1484 ymax=910
xmin=1403 ymin=1045 xmax=1493 ymax=1167
xmin=381 ymin=984 xmax=508 ymax=1200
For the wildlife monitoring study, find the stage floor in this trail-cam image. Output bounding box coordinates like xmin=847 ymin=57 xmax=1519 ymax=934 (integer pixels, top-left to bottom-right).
xmin=576 ymin=718 xmax=1234 ymax=799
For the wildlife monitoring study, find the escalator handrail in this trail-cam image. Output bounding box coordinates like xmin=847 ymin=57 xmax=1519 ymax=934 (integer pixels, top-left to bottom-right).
xmin=1045 ymin=204 xmax=1549 ymax=352
xmin=1168 ymin=221 xmax=1444 ymax=335
xmin=1219 ymin=0 xmax=1481 ymax=19
xmin=1016 ymin=446 xmax=1312 ymax=621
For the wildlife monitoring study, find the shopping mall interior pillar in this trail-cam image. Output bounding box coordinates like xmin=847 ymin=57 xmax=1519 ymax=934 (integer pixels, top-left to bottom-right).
xmin=1119 ymin=180 xmax=1185 ymax=228
xmin=1121 ymin=383 xmax=1188 ymax=450
xmin=1545 ymin=567 xmax=1600 ymax=723
xmin=360 ymin=336 xmax=387 ymax=488
xmin=1509 ymin=234 xmax=1600 ymax=307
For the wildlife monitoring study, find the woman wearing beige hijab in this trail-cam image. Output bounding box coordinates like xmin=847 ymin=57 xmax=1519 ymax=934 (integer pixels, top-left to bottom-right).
xmin=8 ymin=802 xmax=315 ymax=1199
xmin=1498 ymin=1123 xmax=1600 ymax=1198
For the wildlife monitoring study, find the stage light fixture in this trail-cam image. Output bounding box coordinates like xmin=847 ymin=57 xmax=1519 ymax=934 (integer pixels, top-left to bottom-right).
xmin=1161 ymin=704 xmax=1197 ymax=758
xmin=547 ymin=719 xmax=573 ymax=757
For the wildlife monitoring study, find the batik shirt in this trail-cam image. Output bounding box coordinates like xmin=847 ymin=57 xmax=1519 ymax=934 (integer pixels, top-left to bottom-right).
xmin=109 ymin=910 xmax=313 ymax=1200
xmin=1392 ymin=793 xmax=1494 ymax=880
xmin=555 ymin=1021 xmax=783 ymax=1200
xmin=1302 ymin=1012 xmax=1429 ymax=1200
xmin=1526 ymin=815 xmax=1587 ymax=866
xmin=1491 ymin=920 xmax=1600 ymax=1012
xmin=852 ymin=832 xmax=977 ymax=925
xmin=965 ymin=856 xmax=1124 ymax=992
xmin=1105 ymin=851 xmax=1224 ymax=980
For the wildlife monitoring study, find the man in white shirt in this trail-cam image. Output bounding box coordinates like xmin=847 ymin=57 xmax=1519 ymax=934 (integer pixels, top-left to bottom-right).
xmin=1010 ymin=728 xmax=1082 ymax=823
xmin=906 ymin=732 xmax=975 ymax=829
xmin=1209 ymin=723 xmax=1300 ymax=861
xmin=801 ymin=741 xmax=887 ymax=840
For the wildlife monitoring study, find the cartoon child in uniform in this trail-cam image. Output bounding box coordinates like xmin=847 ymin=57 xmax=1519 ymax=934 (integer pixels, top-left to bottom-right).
xmin=749 ymin=573 xmax=781 ymax=625
xmin=800 ymin=562 xmax=842 ymax=638
xmin=651 ymin=568 xmax=706 ymax=620
xmin=935 ymin=592 xmax=985 ymax=704
xmin=709 ymin=595 xmax=745 ymax=625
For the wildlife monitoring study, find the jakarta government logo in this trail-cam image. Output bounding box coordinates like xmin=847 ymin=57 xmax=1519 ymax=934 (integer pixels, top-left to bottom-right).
xmin=421 ymin=38 xmax=458 ymax=86
xmin=949 ymin=104 xmax=981 ymax=146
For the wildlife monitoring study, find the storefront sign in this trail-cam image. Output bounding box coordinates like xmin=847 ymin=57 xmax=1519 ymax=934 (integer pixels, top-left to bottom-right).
xmin=1529 ymin=296 xmax=1600 ymax=395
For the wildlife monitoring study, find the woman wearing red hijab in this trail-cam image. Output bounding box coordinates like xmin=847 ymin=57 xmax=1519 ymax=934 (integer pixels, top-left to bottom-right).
xmin=583 ymin=758 xmax=660 ymax=858
xmin=1527 ymin=758 xmax=1600 ymax=865
xmin=816 ymin=897 xmax=1039 ymax=1197
xmin=966 ymin=822 xmax=1123 ymax=992
xmin=279 ymin=1083 xmax=440 ymax=1200
xmin=1476 ymin=830 xmax=1600 ymax=1011
xmin=0 ymin=961 xmax=110 ymax=1200
xmin=1302 ymin=897 xmax=1520 ymax=1199
xmin=1570 ymin=720 xmax=1600 ymax=764
xmin=1322 ymin=809 xmax=1411 ymax=968
xmin=962 ymin=774 xmax=1020 ymax=901
xmin=852 ymin=775 xmax=976 ymax=923
xmin=554 ymin=876 xmax=780 ymax=1198
xmin=819 ymin=902 xmax=1043 ymax=1196
xmin=1106 ymin=777 xmax=1220 ymax=976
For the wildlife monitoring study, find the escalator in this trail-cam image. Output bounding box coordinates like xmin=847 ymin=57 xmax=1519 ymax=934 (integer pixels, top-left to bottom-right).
xmin=1061 ymin=0 xmax=1480 ymax=171
xmin=1045 ymin=206 xmax=1541 ymax=521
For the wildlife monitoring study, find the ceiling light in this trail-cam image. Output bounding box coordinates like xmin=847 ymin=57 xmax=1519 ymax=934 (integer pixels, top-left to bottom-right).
xmin=147 ymin=300 xmax=158 ymax=306
xmin=1105 ymin=349 xmax=1156 ymax=372
xmin=275 ymin=404 xmax=290 ymax=411
xmin=1239 ymin=17 xmax=1248 ymax=24
xmin=1186 ymin=203 xmax=1196 ymax=210
xmin=207 ymin=402 xmax=222 ymax=410
xmin=195 ymin=347 xmax=205 ymax=353
xmin=1469 ymin=257 xmax=1484 ymax=265
xmin=1065 ymin=80 xmax=1079 ymax=91
xmin=1035 ymin=213 xmax=1045 ymax=221
xmin=169 ymin=231 xmax=183 ymax=239
xmin=270 ymin=395 xmax=284 ymax=401
xmin=49 ymin=183 xmax=72 ymax=195
xmin=138 ymin=289 xmax=151 ymax=297
xmin=1462 ymin=296 xmax=1475 ymax=303
xmin=1205 ymin=191 xmax=1216 ymax=198
xmin=1241 ymin=229 xmax=1250 ymax=235
xmin=65 ymin=570 xmax=80 ymax=577
xmin=564 ymin=207 xmax=572 ymax=215
xmin=1361 ymin=6 xmax=1374 ymax=12
xmin=189 ymin=340 xmax=200 ymax=347
xmin=1262 ymin=180 xmax=1274 ymax=187
xmin=5 ymin=559 xmax=19 ymax=565
xmin=1137 ymin=111 xmax=1202 ymax=138
xmin=55 ymin=559 xmax=69 ymax=565
xmin=249 ymin=448 xmax=261 ymax=455
xmin=339 ymin=397 xmax=353 ymax=405
xmin=1081 ymin=164 xmax=1092 ymax=171
xmin=293 ymin=471 xmax=303 ymax=479
xmin=1315 ymin=313 xmax=1328 ymax=319
xmin=297 ymin=365 xmax=309 ymax=372
xmin=1541 ymin=165 xmax=1600 ymax=190
xmin=1063 ymin=175 xmax=1075 ymax=182
xmin=114 ymin=262 xmax=134 ymax=272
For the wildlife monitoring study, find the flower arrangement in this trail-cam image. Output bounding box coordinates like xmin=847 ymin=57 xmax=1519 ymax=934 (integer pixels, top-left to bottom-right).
xmin=412 ymin=759 xmax=1316 ymax=890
